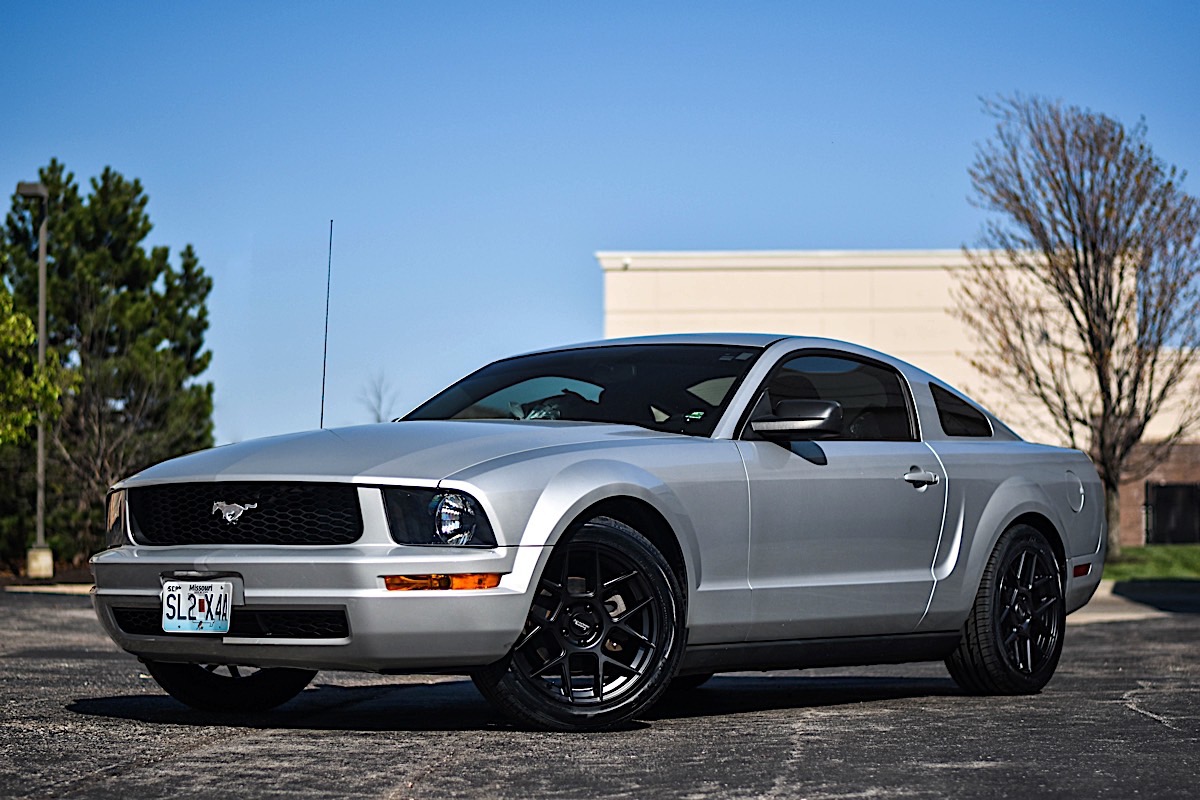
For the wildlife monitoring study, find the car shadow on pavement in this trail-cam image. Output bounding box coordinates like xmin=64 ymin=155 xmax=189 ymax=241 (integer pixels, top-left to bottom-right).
xmin=68 ymin=673 xmax=962 ymax=732
xmin=67 ymin=680 xmax=510 ymax=732
xmin=1112 ymin=579 xmax=1200 ymax=614
xmin=649 ymin=674 xmax=960 ymax=721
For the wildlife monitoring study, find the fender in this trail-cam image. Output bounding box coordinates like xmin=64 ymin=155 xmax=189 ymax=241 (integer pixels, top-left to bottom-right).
xmin=445 ymin=457 xmax=703 ymax=600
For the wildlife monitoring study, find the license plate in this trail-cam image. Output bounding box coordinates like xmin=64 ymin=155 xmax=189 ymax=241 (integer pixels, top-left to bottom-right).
xmin=161 ymin=580 xmax=233 ymax=634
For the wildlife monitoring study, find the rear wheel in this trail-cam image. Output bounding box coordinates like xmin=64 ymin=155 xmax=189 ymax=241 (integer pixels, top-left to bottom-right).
xmin=946 ymin=524 xmax=1065 ymax=694
xmin=473 ymin=516 xmax=684 ymax=731
xmin=144 ymin=660 xmax=316 ymax=712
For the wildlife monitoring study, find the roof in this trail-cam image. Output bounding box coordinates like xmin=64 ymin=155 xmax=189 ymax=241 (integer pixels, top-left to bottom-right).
xmin=562 ymin=332 xmax=789 ymax=349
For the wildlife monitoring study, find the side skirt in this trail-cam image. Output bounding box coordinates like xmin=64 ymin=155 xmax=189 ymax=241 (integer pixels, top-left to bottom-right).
xmin=679 ymin=631 xmax=962 ymax=676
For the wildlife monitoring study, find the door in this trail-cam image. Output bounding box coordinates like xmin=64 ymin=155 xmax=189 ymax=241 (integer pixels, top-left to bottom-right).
xmin=738 ymin=352 xmax=947 ymax=640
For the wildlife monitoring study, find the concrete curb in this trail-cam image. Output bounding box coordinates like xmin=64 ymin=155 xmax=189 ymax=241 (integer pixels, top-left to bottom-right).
xmin=1068 ymin=579 xmax=1176 ymax=625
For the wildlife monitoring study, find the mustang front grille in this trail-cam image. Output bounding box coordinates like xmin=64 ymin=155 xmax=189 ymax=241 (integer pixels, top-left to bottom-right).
xmin=127 ymin=482 xmax=363 ymax=546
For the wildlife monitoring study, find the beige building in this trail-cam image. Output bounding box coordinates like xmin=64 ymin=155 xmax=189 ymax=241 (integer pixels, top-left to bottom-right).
xmin=598 ymin=249 xmax=1200 ymax=548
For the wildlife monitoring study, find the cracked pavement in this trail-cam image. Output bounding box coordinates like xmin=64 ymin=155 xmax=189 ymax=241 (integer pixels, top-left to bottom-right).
xmin=1 ymin=589 xmax=1196 ymax=799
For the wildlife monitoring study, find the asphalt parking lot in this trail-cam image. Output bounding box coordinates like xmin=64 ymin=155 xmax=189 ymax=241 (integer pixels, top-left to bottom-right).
xmin=1 ymin=584 xmax=1197 ymax=800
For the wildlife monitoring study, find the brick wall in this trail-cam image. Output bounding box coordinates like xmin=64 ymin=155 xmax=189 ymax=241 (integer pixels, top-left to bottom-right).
xmin=1117 ymin=443 xmax=1200 ymax=547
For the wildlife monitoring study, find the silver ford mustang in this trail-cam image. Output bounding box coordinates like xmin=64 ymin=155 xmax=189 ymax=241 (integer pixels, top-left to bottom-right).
xmin=91 ymin=334 xmax=1105 ymax=730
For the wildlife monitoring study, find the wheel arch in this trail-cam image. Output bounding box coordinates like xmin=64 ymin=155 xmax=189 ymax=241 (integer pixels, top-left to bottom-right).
xmin=567 ymin=495 xmax=688 ymax=595
xmin=968 ymin=478 xmax=1069 ymax=582
xmin=1008 ymin=511 xmax=1067 ymax=579
xmin=502 ymin=458 xmax=702 ymax=601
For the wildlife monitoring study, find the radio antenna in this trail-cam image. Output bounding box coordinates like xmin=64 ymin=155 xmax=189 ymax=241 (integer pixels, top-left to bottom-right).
xmin=320 ymin=219 xmax=333 ymax=429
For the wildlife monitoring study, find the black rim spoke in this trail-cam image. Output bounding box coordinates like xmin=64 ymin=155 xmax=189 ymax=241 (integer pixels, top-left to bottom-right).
xmin=595 ymin=656 xmax=605 ymax=703
xmin=1032 ymin=573 xmax=1057 ymax=592
xmin=532 ymin=650 xmax=568 ymax=678
xmin=199 ymin=663 xmax=259 ymax=680
xmin=561 ymin=659 xmax=574 ymax=704
xmin=592 ymin=550 xmax=603 ymax=598
xmin=1033 ymin=596 xmax=1058 ymax=617
xmin=603 ymin=570 xmax=638 ymax=590
xmin=536 ymin=574 xmax=567 ymax=624
xmin=599 ymin=653 xmax=639 ymax=678
xmin=614 ymin=623 xmax=655 ymax=649
xmin=513 ymin=623 xmax=545 ymax=652
xmin=614 ymin=596 xmax=652 ymax=625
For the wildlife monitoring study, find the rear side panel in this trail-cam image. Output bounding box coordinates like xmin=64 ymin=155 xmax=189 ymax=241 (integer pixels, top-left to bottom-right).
xmin=920 ymin=440 xmax=1105 ymax=630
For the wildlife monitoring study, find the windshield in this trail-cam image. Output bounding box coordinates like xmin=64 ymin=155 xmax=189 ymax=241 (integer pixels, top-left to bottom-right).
xmin=405 ymin=344 xmax=762 ymax=436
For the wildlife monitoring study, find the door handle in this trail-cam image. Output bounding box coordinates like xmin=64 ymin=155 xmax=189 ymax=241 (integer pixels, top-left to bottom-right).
xmin=903 ymin=468 xmax=940 ymax=487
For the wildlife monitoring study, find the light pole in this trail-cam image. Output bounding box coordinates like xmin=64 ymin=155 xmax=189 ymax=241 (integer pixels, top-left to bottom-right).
xmin=16 ymin=181 xmax=52 ymax=579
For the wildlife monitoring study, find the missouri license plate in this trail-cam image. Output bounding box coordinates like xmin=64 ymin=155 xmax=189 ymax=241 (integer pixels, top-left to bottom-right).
xmin=161 ymin=580 xmax=233 ymax=634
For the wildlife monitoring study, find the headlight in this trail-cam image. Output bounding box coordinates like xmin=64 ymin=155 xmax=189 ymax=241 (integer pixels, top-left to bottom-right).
xmin=382 ymin=488 xmax=497 ymax=547
xmin=105 ymin=489 xmax=129 ymax=548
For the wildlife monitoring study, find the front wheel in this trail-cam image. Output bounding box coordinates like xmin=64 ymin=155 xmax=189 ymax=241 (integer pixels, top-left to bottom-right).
xmin=144 ymin=660 xmax=317 ymax=712
xmin=473 ymin=517 xmax=685 ymax=731
xmin=946 ymin=524 xmax=1065 ymax=695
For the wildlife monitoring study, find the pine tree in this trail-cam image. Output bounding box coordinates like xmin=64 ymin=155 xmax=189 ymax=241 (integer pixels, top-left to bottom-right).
xmin=1 ymin=160 xmax=214 ymax=564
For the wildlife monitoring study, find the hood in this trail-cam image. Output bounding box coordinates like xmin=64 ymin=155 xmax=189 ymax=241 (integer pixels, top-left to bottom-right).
xmin=119 ymin=420 xmax=675 ymax=487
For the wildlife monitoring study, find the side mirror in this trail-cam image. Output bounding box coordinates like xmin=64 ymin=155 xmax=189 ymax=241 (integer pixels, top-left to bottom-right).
xmin=751 ymin=399 xmax=843 ymax=440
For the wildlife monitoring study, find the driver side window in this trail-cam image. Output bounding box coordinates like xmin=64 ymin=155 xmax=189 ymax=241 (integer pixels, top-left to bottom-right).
xmin=762 ymin=354 xmax=915 ymax=442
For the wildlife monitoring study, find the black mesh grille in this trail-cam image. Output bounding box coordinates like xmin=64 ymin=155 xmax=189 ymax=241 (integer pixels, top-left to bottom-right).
xmin=128 ymin=482 xmax=363 ymax=546
xmin=112 ymin=606 xmax=350 ymax=639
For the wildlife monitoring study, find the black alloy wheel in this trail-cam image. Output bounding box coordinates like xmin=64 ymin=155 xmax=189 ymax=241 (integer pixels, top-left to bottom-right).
xmin=946 ymin=524 xmax=1066 ymax=695
xmin=995 ymin=537 xmax=1062 ymax=675
xmin=473 ymin=516 xmax=684 ymax=730
xmin=144 ymin=660 xmax=317 ymax=712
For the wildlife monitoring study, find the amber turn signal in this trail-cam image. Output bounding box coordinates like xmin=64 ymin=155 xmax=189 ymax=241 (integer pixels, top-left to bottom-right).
xmin=384 ymin=573 xmax=503 ymax=591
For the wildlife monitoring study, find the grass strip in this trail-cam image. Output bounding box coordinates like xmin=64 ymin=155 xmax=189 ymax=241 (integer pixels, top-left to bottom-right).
xmin=1103 ymin=544 xmax=1200 ymax=581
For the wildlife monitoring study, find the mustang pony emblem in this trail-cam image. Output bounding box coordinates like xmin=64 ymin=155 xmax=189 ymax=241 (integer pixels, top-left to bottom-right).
xmin=212 ymin=501 xmax=258 ymax=524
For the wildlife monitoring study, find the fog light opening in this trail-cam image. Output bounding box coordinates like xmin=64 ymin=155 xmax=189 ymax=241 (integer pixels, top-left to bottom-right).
xmin=384 ymin=573 xmax=503 ymax=591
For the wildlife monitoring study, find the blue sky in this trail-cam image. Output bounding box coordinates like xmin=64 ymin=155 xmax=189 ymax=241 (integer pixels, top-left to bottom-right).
xmin=3 ymin=1 xmax=1198 ymax=443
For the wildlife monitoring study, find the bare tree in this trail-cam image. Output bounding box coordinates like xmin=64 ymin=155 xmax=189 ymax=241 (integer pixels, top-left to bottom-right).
xmin=359 ymin=371 xmax=398 ymax=423
xmin=957 ymin=95 xmax=1200 ymax=559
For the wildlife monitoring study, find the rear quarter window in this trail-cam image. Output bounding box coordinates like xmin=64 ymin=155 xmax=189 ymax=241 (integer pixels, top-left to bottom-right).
xmin=931 ymin=384 xmax=993 ymax=437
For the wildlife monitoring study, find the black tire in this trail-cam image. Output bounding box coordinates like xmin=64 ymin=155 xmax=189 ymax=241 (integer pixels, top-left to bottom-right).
xmin=946 ymin=524 xmax=1065 ymax=695
xmin=144 ymin=660 xmax=316 ymax=712
xmin=472 ymin=516 xmax=685 ymax=731
xmin=667 ymin=672 xmax=715 ymax=692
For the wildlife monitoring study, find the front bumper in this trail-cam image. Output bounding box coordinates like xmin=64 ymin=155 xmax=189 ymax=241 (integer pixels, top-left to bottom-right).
xmin=90 ymin=543 xmax=543 ymax=673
